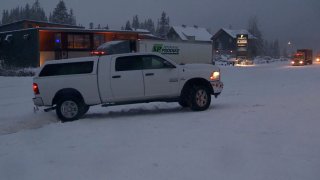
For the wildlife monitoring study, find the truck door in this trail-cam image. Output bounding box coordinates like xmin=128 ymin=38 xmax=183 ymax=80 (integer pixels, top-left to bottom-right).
xmin=141 ymin=55 xmax=180 ymax=98
xmin=110 ymin=55 xmax=144 ymax=101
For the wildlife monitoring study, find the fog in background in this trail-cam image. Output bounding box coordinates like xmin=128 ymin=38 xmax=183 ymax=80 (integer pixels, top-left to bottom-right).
xmin=1 ymin=0 xmax=320 ymax=53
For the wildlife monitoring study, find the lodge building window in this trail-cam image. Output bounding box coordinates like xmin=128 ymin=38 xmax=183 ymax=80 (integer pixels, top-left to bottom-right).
xmin=67 ymin=34 xmax=90 ymax=49
xmin=94 ymin=34 xmax=105 ymax=49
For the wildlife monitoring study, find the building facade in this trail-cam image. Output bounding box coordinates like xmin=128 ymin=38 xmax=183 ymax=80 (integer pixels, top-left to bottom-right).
xmin=0 ymin=20 xmax=157 ymax=67
xmin=211 ymin=28 xmax=255 ymax=56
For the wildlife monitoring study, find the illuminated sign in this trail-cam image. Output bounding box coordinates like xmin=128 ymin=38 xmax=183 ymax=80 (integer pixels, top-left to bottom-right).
xmin=236 ymin=34 xmax=249 ymax=62
xmin=237 ymin=39 xmax=247 ymax=44
xmin=237 ymin=34 xmax=248 ymax=48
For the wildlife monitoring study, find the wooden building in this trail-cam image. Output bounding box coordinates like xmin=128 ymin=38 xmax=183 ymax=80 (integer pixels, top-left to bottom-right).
xmin=211 ymin=28 xmax=256 ymax=56
xmin=167 ymin=25 xmax=212 ymax=43
xmin=0 ymin=20 xmax=157 ymax=67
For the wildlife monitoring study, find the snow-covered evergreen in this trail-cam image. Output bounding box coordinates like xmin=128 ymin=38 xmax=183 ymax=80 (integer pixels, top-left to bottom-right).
xmin=156 ymin=11 xmax=170 ymax=39
xmin=1 ymin=0 xmax=47 ymax=24
xmin=49 ymin=0 xmax=76 ymax=25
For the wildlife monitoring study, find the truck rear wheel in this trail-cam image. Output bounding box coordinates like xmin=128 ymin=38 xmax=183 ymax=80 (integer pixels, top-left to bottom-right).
xmin=56 ymin=97 xmax=86 ymax=122
xmin=189 ymin=86 xmax=211 ymax=111
xmin=81 ymin=105 xmax=90 ymax=116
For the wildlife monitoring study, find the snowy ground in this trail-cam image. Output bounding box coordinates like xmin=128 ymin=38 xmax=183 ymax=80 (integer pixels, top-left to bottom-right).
xmin=1 ymin=62 xmax=320 ymax=180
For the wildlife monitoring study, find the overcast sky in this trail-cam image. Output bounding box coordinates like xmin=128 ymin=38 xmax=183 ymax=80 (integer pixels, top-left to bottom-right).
xmin=1 ymin=0 xmax=320 ymax=52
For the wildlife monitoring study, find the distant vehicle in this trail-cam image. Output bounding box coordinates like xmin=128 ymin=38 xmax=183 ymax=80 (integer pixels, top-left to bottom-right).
xmin=315 ymin=55 xmax=320 ymax=63
xmin=93 ymin=40 xmax=213 ymax=65
xmin=33 ymin=52 xmax=223 ymax=122
xmin=291 ymin=49 xmax=313 ymax=66
xmin=235 ymin=57 xmax=254 ymax=65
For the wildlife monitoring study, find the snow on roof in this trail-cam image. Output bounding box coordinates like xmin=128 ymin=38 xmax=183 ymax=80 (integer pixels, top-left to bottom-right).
xmin=222 ymin=28 xmax=256 ymax=39
xmin=133 ymin=28 xmax=150 ymax=33
xmin=171 ymin=25 xmax=212 ymax=41
xmin=0 ymin=19 xmax=83 ymax=29
xmin=97 ymin=40 xmax=126 ymax=50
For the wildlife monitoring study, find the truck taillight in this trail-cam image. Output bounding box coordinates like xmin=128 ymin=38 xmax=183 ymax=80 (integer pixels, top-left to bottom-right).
xmin=91 ymin=51 xmax=106 ymax=56
xmin=33 ymin=83 xmax=39 ymax=95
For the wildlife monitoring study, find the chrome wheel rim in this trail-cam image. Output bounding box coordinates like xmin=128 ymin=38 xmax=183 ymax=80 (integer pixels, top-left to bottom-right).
xmin=61 ymin=101 xmax=78 ymax=119
xmin=196 ymin=89 xmax=208 ymax=107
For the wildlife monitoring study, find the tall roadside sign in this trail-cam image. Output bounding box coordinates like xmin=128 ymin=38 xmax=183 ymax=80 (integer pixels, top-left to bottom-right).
xmin=236 ymin=34 xmax=251 ymax=64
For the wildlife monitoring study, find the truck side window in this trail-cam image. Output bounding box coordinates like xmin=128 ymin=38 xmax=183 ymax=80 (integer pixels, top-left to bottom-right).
xmin=142 ymin=55 xmax=175 ymax=69
xmin=115 ymin=56 xmax=143 ymax=71
xmin=39 ymin=61 xmax=94 ymax=77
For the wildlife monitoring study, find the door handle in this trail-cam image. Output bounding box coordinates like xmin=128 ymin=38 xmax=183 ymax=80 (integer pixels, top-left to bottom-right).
xmin=145 ymin=73 xmax=154 ymax=76
xmin=169 ymin=78 xmax=179 ymax=82
xmin=112 ymin=75 xmax=121 ymax=78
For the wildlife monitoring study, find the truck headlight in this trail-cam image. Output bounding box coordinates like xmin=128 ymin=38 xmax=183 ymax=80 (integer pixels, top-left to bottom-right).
xmin=317 ymin=58 xmax=320 ymax=62
xmin=299 ymin=61 xmax=303 ymax=64
xmin=210 ymin=71 xmax=220 ymax=80
xmin=291 ymin=61 xmax=295 ymax=64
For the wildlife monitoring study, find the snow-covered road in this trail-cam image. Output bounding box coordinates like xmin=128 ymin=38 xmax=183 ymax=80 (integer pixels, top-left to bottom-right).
xmin=1 ymin=62 xmax=320 ymax=180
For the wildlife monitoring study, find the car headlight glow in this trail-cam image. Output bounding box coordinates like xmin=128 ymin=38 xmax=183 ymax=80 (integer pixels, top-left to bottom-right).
xmin=210 ymin=71 xmax=220 ymax=80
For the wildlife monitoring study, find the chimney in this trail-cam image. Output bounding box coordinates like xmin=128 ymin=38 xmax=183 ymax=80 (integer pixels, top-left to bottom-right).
xmin=194 ymin=25 xmax=198 ymax=28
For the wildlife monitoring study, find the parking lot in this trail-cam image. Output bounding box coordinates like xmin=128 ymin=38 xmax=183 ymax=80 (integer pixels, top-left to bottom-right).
xmin=1 ymin=62 xmax=320 ymax=180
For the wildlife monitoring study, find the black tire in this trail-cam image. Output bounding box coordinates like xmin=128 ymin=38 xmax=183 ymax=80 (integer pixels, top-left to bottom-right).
xmin=178 ymin=99 xmax=189 ymax=108
xmin=189 ymin=86 xmax=211 ymax=111
xmin=80 ymin=105 xmax=90 ymax=116
xmin=56 ymin=97 xmax=85 ymax=122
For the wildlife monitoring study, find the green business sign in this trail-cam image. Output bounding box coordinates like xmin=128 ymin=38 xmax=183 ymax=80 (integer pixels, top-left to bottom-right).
xmin=152 ymin=44 xmax=180 ymax=55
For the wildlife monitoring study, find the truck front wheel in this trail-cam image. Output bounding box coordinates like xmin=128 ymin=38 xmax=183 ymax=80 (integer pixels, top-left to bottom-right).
xmin=178 ymin=99 xmax=189 ymax=108
xmin=56 ymin=97 xmax=86 ymax=122
xmin=189 ymin=86 xmax=211 ymax=111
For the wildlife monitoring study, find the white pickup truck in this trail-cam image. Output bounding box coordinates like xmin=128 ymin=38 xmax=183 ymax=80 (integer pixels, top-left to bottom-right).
xmin=33 ymin=52 xmax=223 ymax=122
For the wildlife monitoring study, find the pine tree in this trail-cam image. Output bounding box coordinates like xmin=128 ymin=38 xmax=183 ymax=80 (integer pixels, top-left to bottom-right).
xmin=146 ymin=18 xmax=155 ymax=34
xmin=49 ymin=13 xmax=52 ymax=22
xmin=282 ymin=47 xmax=288 ymax=58
xmin=30 ymin=0 xmax=47 ymax=21
xmin=89 ymin=22 xmax=94 ymax=29
xmin=1 ymin=1 xmax=48 ymax=23
xmin=157 ymin=11 xmax=170 ymax=39
xmin=69 ymin=9 xmax=76 ymax=25
xmin=248 ymin=16 xmax=264 ymax=57
xmin=273 ymin=39 xmax=280 ymax=58
xmin=24 ymin=4 xmax=31 ymax=20
xmin=132 ymin=15 xmax=139 ymax=30
xmin=125 ymin=20 xmax=131 ymax=30
xmin=2 ymin=10 xmax=7 ymax=24
xmin=50 ymin=0 xmax=70 ymax=24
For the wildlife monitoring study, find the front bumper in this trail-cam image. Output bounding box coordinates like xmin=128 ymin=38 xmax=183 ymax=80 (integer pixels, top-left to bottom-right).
xmin=33 ymin=97 xmax=44 ymax=106
xmin=211 ymin=81 xmax=224 ymax=96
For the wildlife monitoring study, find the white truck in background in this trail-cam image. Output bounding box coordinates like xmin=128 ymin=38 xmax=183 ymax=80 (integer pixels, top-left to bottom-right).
xmin=33 ymin=52 xmax=223 ymax=122
xmin=95 ymin=39 xmax=213 ymax=65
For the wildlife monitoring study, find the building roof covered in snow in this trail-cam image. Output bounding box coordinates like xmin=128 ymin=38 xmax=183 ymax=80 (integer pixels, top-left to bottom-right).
xmin=167 ymin=25 xmax=212 ymax=42
xmin=0 ymin=19 xmax=83 ymax=32
xmin=212 ymin=28 xmax=256 ymax=40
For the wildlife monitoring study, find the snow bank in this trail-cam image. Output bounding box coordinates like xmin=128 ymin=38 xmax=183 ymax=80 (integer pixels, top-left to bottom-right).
xmin=0 ymin=67 xmax=38 ymax=77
